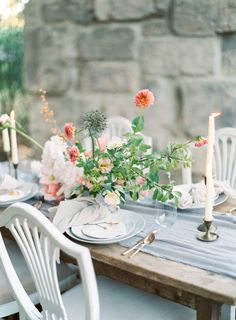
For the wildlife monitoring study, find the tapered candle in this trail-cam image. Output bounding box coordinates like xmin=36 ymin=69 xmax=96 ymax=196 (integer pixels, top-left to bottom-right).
xmin=10 ymin=110 xmax=18 ymax=165
xmin=204 ymin=112 xmax=221 ymax=221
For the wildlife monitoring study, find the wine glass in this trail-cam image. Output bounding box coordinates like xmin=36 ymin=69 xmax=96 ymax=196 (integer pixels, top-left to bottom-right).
xmin=154 ymin=201 xmax=177 ymax=230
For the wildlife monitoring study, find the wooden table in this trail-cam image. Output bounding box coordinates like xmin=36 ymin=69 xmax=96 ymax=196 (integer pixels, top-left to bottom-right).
xmin=2 ymin=199 xmax=236 ymax=320
xmin=66 ymin=199 xmax=236 ymax=320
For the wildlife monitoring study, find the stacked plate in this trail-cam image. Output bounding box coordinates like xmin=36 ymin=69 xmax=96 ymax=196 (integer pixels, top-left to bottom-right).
xmin=0 ymin=182 xmax=39 ymax=207
xmin=66 ymin=209 xmax=145 ymax=244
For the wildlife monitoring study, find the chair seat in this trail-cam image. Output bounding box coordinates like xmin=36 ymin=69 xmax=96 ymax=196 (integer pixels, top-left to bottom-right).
xmin=0 ymin=238 xmax=77 ymax=317
xmin=62 ymin=276 xmax=196 ymax=320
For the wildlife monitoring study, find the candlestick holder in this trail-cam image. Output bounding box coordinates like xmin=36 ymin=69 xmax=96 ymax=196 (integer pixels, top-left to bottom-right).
xmin=197 ymin=218 xmax=217 ymax=233
xmin=197 ymin=220 xmax=219 ymax=242
xmin=13 ymin=163 xmax=18 ymax=180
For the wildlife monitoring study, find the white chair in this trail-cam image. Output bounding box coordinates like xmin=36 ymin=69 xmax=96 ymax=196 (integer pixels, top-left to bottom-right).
xmin=106 ymin=116 xmax=153 ymax=147
xmin=0 ymin=238 xmax=77 ymax=318
xmin=214 ymin=127 xmax=236 ymax=189
xmin=182 ymin=127 xmax=236 ymax=188
xmin=0 ymin=202 xmax=196 ymax=320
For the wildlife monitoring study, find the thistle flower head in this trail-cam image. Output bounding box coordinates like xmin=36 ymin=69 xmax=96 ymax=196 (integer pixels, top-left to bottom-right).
xmin=83 ymin=110 xmax=107 ymax=137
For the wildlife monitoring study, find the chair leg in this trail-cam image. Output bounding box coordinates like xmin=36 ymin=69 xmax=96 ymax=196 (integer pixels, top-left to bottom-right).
xmin=221 ymin=304 xmax=235 ymax=320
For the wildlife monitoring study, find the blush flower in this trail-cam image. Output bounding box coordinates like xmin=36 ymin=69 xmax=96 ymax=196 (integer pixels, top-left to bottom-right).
xmin=194 ymin=137 xmax=208 ymax=147
xmin=64 ymin=123 xmax=75 ymax=140
xmin=135 ymin=89 xmax=154 ymax=109
xmin=104 ymin=191 xmax=120 ymax=206
xmin=68 ymin=145 xmax=79 ymax=163
xmin=136 ymin=176 xmax=146 ymax=185
xmin=98 ymin=158 xmax=113 ymax=173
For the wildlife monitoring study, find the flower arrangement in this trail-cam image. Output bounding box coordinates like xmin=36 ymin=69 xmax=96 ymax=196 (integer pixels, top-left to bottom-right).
xmin=38 ymin=89 xmax=206 ymax=206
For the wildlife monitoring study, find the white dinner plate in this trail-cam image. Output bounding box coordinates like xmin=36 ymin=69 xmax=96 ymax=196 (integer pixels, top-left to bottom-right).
xmin=0 ymin=182 xmax=39 ymax=207
xmin=177 ymin=193 xmax=228 ymax=211
xmin=71 ymin=214 xmax=135 ymax=241
xmin=67 ymin=209 xmax=145 ymax=244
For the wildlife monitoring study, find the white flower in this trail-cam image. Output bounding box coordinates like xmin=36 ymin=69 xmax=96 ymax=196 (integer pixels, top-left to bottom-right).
xmin=106 ymin=136 xmax=124 ymax=150
xmin=0 ymin=114 xmax=10 ymax=125
xmin=104 ymin=191 xmax=120 ymax=206
xmin=40 ymin=135 xmax=67 ymax=183
xmin=58 ymin=163 xmax=84 ymax=198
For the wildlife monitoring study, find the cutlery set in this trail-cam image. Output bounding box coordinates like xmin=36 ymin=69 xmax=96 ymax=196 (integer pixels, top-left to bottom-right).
xmin=122 ymin=230 xmax=157 ymax=258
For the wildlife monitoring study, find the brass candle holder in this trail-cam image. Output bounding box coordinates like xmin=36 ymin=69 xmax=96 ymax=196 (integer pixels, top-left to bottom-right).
xmin=197 ymin=220 xmax=219 ymax=242
xmin=197 ymin=218 xmax=217 ymax=233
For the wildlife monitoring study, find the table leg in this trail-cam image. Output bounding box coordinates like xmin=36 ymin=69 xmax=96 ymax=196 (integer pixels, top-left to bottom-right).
xmin=196 ymin=299 xmax=221 ymax=320
xmin=221 ymin=304 xmax=235 ymax=320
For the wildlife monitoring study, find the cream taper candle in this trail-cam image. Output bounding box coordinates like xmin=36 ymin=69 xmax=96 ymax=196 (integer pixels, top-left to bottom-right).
xmin=10 ymin=110 xmax=18 ymax=165
xmin=204 ymin=112 xmax=221 ymax=221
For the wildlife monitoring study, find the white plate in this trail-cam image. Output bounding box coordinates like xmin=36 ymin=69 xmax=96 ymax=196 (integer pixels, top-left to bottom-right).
xmin=72 ymin=213 xmax=135 ymax=241
xmin=0 ymin=182 xmax=39 ymax=207
xmin=67 ymin=210 xmax=145 ymax=244
xmin=178 ymin=193 xmax=228 ymax=211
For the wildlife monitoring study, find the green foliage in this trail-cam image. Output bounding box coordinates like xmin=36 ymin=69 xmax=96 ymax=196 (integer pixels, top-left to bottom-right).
xmin=0 ymin=27 xmax=24 ymax=109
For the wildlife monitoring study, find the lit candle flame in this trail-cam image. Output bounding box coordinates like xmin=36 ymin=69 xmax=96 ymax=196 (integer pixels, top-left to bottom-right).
xmin=10 ymin=110 xmax=15 ymax=120
xmin=211 ymin=112 xmax=221 ymax=118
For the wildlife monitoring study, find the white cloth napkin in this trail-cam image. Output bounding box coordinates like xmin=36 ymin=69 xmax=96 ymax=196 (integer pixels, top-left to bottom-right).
xmin=173 ymin=184 xmax=193 ymax=209
xmin=214 ymin=180 xmax=236 ymax=199
xmin=174 ymin=179 xmax=236 ymax=209
xmin=0 ymin=174 xmax=21 ymax=192
xmin=49 ymin=196 xmax=116 ymax=233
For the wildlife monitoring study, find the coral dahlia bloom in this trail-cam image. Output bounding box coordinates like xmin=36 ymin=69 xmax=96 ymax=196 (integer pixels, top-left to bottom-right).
xmin=195 ymin=138 xmax=208 ymax=147
xmin=68 ymin=145 xmax=79 ymax=163
xmin=64 ymin=123 xmax=75 ymax=140
xmin=135 ymin=89 xmax=154 ymax=109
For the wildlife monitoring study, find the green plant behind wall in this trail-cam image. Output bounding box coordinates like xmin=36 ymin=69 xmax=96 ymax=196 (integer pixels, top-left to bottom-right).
xmin=0 ymin=27 xmax=28 ymax=128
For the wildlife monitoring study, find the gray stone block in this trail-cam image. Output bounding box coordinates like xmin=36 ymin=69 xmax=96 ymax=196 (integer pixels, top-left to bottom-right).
xmin=24 ymin=27 xmax=71 ymax=95
xmin=142 ymin=18 xmax=169 ymax=37
xmin=65 ymin=0 xmax=94 ymax=24
xmin=80 ymin=62 xmax=140 ymax=93
xmin=42 ymin=0 xmax=94 ymax=24
xmin=152 ymin=0 xmax=171 ymax=17
xmin=24 ymin=0 xmax=42 ymax=27
xmin=222 ymin=34 xmax=236 ymax=75
xmin=180 ymin=80 xmax=236 ymax=137
xmin=172 ymin=0 xmax=217 ymax=36
xmin=95 ymin=0 xmax=155 ymax=21
xmin=141 ymin=38 xmax=214 ymax=76
xmin=78 ymin=27 xmax=136 ymax=60
xmin=141 ymin=77 xmax=179 ymax=149
xmin=42 ymin=1 xmax=66 ymax=23
xmin=217 ymin=0 xmax=236 ymax=33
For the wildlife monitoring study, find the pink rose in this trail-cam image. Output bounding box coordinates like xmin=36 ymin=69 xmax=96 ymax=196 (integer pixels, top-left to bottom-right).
xmin=64 ymin=122 xmax=75 ymax=140
xmin=135 ymin=89 xmax=154 ymax=109
xmin=104 ymin=191 xmax=120 ymax=206
xmin=136 ymin=176 xmax=146 ymax=185
xmin=68 ymin=145 xmax=79 ymax=163
xmin=98 ymin=158 xmax=113 ymax=173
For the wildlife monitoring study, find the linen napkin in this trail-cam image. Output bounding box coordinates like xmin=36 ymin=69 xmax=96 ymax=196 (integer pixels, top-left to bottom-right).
xmin=214 ymin=180 xmax=236 ymax=199
xmin=0 ymin=174 xmax=21 ymax=192
xmin=173 ymin=184 xmax=193 ymax=209
xmin=49 ymin=196 xmax=116 ymax=233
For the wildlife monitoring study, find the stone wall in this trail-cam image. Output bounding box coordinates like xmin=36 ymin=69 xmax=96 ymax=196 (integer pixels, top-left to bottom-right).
xmin=24 ymin=0 xmax=236 ymax=179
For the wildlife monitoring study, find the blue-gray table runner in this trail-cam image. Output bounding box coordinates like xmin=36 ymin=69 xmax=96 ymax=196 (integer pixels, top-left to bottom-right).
xmin=121 ymin=202 xmax=236 ymax=278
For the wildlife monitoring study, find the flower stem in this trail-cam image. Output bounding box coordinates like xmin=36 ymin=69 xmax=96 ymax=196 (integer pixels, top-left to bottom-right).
xmin=7 ymin=125 xmax=43 ymax=150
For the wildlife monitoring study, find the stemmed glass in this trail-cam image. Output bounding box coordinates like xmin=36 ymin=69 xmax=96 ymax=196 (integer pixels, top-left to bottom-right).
xmin=154 ymin=201 xmax=177 ymax=231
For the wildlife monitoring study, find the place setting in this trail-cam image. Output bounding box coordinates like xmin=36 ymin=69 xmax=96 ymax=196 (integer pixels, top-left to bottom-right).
xmin=66 ymin=209 xmax=145 ymax=244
